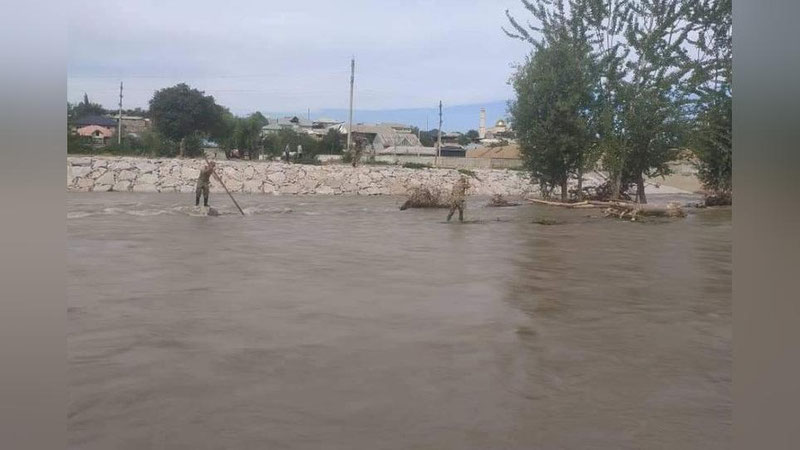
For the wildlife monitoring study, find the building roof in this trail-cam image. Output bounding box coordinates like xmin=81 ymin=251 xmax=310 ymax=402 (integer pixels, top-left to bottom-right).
xmin=262 ymin=116 xmax=317 ymax=134
xmin=350 ymin=124 xmax=422 ymax=147
xmin=262 ymin=123 xmax=283 ymax=131
xmin=313 ymin=117 xmax=342 ymax=124
xmin=275 ymin=116 xmax=312 ymax=127
xmin=73 ymin=115 xmax=117 ymax=127
xmin=377 ymin=122 xmax=412 ymax=130
xmin=76 ymin=125 xmax=114 ymax=138
xmin=350 ymin=124 xmax=388 ymax=134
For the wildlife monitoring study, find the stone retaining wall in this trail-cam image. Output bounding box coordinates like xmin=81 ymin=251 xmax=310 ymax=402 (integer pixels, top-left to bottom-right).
xmin=67 ymin=156 xmax=537 ymax=196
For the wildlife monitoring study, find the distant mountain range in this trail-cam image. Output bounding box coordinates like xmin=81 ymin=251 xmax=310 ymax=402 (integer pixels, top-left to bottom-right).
xmin=250 ymin=100 xmax=511 ymax=133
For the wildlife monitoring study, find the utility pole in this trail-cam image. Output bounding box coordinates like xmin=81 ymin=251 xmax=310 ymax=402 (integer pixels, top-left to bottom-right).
xmin=423 ymin=116 xmax=428 ymax=159
xmin=416 ymin=126 xmax=420 ymax=158
xmin=307 ymin=107 xmax=310 ymax=121
xmin=347 ymin=57 xmax=355 ymax=154
xmin=117 ymin=81 xmax=123 ymax=144
xmin=436 ymin=100 xmax=442 ymax=165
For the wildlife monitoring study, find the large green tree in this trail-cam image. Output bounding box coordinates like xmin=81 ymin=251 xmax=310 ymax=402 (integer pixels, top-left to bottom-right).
xmin=419 ymin=129 xmax=438 ymax=147
xmin=509 ymin=29 xmax=596 ymax=200
xmin=261 ymin=129 xmax=325 ymax=162
xmin=230 ymin=112 xmax=268 ymax=158
xmin=506 ymin=0 xmax=597 ymax=201
xmin=506 ymin=0 xmax=700 ymax=203
xmin=149 ymin=83 xmax=224 ymax=157
xmin=321 ymin=128 xmax=344 ymax=154
xmin=68 ymin=93 xmax=106 ymax=123
xmin=208 ymin=105 xmax=237 ymax=154
xmin=689 ymin=0 xmax=732 ymax=198
xmin=614 ymin=0 xmax=694 ymax=203
xmin=122 ymin=107 xmax=149 ymax=118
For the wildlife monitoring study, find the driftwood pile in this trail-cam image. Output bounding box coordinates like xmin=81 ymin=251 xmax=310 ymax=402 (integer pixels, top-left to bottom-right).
xmin=399 ymin=186 xmax=448 ymax=210
xmin=601 ymin=201 xmax=686 ymax=220
xmin=527 ymin=198 xmax=686 ymax=221
xmin=486 ymin=194 xmax=520 ymax=207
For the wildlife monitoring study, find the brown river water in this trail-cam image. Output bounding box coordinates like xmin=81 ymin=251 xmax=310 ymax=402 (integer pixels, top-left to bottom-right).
xmin=68 ymin=192 xmax=731 ymax=449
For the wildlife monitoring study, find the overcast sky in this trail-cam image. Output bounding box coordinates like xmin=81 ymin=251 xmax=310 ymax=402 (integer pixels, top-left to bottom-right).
xmin=68 ymin=0 xmax=533 ymax=123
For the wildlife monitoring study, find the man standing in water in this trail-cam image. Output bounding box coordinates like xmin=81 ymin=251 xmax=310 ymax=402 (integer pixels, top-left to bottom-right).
xmin=447 ymin=175 xmax=470 ymax=222
xmin=195 ymin=160 xmax=216 ymax=207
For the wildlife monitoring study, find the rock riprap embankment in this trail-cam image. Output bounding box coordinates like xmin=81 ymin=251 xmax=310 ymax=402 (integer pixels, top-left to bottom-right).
xmin=67 ymin=156 xmax=537 ymax=196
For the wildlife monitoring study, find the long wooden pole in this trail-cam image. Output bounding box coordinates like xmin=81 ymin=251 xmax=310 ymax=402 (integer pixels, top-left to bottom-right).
xmin=204 ymin=156 xmax=245 ymax=215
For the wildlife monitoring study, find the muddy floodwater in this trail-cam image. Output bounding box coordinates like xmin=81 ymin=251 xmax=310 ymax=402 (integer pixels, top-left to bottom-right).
xmin=68 ymin=192 xmax=731 ymax=449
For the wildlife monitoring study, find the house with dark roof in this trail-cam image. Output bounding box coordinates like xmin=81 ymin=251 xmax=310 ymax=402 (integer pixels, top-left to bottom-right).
xmin=347 ymin=124 xmax=423 ymax=152
xmin=261 ymin=116 xmax=314 ymax=135
xmin=310 ymin=118 xmax=344 ymax=136
xmin=73 ymin=115 xmax=117 ymax=128
xmin=72 ymin=115 xmax=118 ymax=145
xmin=377 ymin=122 xmax=414 ymax=133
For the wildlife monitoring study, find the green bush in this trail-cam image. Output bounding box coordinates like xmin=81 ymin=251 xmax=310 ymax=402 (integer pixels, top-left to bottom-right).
xmin=341 ymin=150 xmax=354 ymax=164
xmin=320 ymin=128 xmax=344 ymax=155
xmin=104 ymin=134 xmax=150 ymax=156
xmin=183 ymin=132 xmax=204 ymax=157
xmin=67 ymin=133 xmax=93 ymax=154
xmin=142 ymin=131 xmax=178 ymax=157
xmin=261 ymin=128 xmax=333 ymax=164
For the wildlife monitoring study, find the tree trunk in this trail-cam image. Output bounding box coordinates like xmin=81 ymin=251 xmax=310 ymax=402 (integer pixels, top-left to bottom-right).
xmin=576 ymin=169 xmax=584 ymax=201
xmin=610 ymin=170 xmax=622 ymax=200
xmin=179 ymin=137 xmax=186 ymax=158
xmin=636 ymin=175 xmax=647 ymax=204
xmin=560 ymin=178 xmax=569 ymax=202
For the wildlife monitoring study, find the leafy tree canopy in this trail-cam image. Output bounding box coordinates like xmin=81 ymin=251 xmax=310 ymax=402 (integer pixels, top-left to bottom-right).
xmin=149 ymin=83 xmax=224 ymax=155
